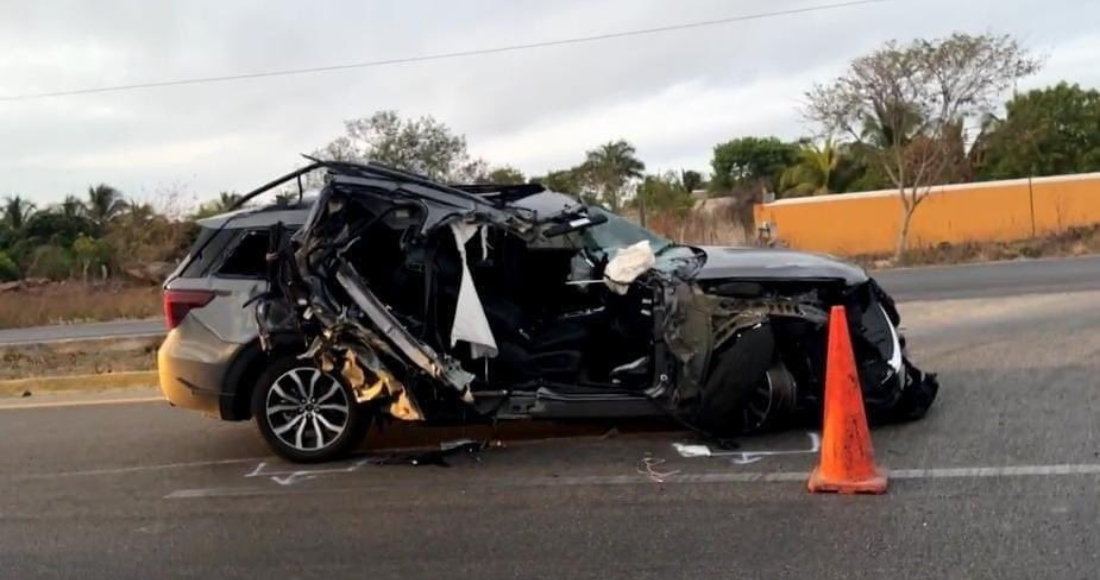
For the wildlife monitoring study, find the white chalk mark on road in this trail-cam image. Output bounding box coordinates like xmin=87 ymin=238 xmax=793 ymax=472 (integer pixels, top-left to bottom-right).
xmin=244 ymin=458 xmax=376 ymax=486
xmin=673 ymin=432 xmax=821 ymax=464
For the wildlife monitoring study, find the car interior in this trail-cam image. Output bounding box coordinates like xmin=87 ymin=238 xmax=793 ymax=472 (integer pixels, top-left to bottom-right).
xmin=328 ymin=189 xmax=656 ymax=395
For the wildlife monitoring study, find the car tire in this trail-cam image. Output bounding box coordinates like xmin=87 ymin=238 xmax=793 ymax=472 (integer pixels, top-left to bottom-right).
xmin=251 ymin=355 xmax=370 ymax=464
xmin=694 ymin=323 xmax=777 ymax=437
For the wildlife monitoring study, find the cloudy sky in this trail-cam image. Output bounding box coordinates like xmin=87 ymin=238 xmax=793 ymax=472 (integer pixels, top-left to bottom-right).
xmin=1 ymin=0 xmax=1096 ymax=209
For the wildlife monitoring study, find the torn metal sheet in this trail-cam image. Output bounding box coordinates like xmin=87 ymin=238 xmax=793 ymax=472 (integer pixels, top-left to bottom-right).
xmin=331 ymin=347 xmax=423 ymax=421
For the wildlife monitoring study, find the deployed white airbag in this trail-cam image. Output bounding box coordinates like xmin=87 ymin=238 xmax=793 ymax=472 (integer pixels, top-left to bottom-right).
xmin=604 ymin=240 xmax=656 ymax=294
xmin=449 ymin=222 xmax=498 ymax=359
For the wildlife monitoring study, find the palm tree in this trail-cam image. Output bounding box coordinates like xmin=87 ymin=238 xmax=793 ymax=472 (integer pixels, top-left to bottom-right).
xmin=860 ymin=100 xmax=925 ymax=149
xmin=59 ymin=195 xmax=86 ymax=219
xmin=779 ymin=139 xmax=840 ymax=197
xmin=124 ymin=201 xmax=156 ymax=221
xmin=2 ymin=195 xmax=36 ymax=230
xmin=191 ymin=191 xmax=245 ymax=219
xmin=86 ymin=184 xmax=128 ymax=227
xmin=211 ymin=191 xmax=243 ymax=213
xmin=582 ymin=140 xmax=645 ymax=211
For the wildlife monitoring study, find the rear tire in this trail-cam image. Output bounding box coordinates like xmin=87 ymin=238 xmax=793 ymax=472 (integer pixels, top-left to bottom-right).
xmin=251 ymin=355 xmax=370 ymax=463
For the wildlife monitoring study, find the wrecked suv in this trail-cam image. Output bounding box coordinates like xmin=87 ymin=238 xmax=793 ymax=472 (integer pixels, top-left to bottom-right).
xmin=158 ymin=159 xmax=938 ymax=463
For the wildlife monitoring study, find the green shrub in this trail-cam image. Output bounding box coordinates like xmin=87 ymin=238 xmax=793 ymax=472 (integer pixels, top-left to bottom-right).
xmin=0 ymin=251 xmax=18 ymax=281
xmin=26 ymin=245 xmax=75 ymax=280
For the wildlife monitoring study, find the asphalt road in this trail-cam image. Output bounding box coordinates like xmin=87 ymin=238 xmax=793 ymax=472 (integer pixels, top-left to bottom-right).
xmin=0 ymin=318 xmax=162 ymax=347
xmin=871 ymin=254 xmax=1100 ymax=301
xmin=1 ymin=254 xmax=1097 ymax=346
xmin=2 ymin=284 xmax=1100 ymax=578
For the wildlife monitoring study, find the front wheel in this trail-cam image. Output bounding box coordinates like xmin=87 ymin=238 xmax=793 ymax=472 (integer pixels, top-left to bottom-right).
xmin=251 ymin=356 xmax=370 ymax=463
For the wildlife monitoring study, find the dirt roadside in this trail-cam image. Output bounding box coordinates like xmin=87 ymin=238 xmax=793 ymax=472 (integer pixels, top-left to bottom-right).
xmin=855 ymin=224 xmax=1100 ymax=269
xmin=0 ymin=336 xmax=160 ymax=381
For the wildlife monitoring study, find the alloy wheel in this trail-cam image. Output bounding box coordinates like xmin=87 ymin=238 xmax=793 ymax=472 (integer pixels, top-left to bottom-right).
xmin=265 ymin=367 xmax=350 ymax=452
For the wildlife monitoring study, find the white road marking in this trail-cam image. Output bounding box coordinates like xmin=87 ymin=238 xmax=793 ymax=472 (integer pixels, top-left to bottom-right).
xmin=164 ymin=462 xmax=1100 ymax=499
xmin=0 ymin=396 xmax=164 ymax=411
xmin=14 ymin=457 xmax=267 ymax=480
xmin=166 ymin=487 xmax=274 ymax=499
xmin=889 ymin=464 xmax=1100 ymax=479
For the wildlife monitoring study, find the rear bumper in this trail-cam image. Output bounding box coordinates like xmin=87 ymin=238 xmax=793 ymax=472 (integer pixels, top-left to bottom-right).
xmin=156 ymin=321 xmax=242 ymax=420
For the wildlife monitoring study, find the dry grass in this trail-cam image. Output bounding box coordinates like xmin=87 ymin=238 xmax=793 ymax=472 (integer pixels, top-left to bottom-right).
xmin=0 ymin=337 xmax=161 ymax=381
xmin=854 ymin=224 xmax=1100 ymax=269
xmin=642 ymin=196 xmax=757 ymax=246
xmin=648 ymin=211 xmax=751 ymax=246
xmin=0 ymin=282 xmax=161 ymax=329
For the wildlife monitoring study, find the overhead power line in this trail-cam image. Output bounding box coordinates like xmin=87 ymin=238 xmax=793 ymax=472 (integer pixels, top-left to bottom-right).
xmin=1 ymin=0 xmax=891 ymax=102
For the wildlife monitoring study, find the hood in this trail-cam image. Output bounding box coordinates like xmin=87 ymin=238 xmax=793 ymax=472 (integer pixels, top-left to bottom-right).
xmin=690 ymin=246 xmax=868 ymax=286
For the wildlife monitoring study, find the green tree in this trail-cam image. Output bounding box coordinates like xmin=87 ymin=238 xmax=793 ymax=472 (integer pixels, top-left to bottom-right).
xmin=580 ymin=140 xmax=645 ymax=212
xmin=0 ymin=251 xmax=18 ymax=281
xmin=105 ymin=201 xmax=193 ymax=270
xmin=72 ymin=233 xmax=114 ymax=281
xmin=26 ymin=245 xmax=75 ymax=280
xmin=482 ymin=165 xmax=526 ymax=185
xmin=85 ymin=184 xmax=128 ymax=229
xmin=23 ymin=211 xmax=94 ymax=249
xmin=312 ymin=110 xmax=482 ymax=182
xmin=680 ymin=170 xmax=705 ymax=194
xmin=709 ymin=137 xmax=798 ymax=193
xmin=531 ymin=168 xmax=586 ymax=197
xmin=979 ymin=82 xmax=1100 ymax=180
xmin=805 ymin=32 xmax=1042 ymax=260
xmin=635 ymin=171 xmax=694 ymax=226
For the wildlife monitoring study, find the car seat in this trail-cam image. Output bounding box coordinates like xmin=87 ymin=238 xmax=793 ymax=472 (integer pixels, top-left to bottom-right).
xmin=478 ymin=292 xmax=588 ymax=380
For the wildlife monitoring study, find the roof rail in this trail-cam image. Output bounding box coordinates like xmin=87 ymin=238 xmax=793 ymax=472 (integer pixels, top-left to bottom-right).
xmin=227 ymin=156 xmax=499 ymax=213
xmin=228 ymin=161 xmax=324 ymax=212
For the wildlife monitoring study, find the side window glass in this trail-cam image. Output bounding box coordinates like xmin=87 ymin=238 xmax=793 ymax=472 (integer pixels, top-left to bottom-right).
xmin=216 ymin=230 xmax=271 ymax=278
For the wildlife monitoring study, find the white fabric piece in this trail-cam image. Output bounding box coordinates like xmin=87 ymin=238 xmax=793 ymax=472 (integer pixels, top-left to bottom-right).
xmin=479 ymin=225 xmax=490 ymax=261
xmin=449 ymin=222 xmax=498 ymax=359
xmin=604 ymin=240 xmax=656 ymax=294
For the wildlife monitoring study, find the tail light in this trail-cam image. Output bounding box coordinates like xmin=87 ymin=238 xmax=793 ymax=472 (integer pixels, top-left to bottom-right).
xmin=163 ymin=289 xmax=216 ymax=330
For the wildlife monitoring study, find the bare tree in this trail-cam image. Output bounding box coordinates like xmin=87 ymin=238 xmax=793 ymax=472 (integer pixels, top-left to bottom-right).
xmin=804 ymin=32 xmax=1042 ymax=260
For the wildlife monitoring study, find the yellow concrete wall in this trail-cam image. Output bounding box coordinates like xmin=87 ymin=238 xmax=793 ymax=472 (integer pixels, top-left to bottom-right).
xmin=753 ymin=173 xmax=1100 ymax=255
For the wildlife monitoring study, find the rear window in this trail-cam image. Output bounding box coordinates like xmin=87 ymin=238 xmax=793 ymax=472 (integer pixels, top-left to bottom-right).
xmin=175 ymin=226 xmax=229 ymax=279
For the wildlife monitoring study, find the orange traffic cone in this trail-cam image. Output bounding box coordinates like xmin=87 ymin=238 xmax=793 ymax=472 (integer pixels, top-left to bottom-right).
xmin=807 ymin=305 xmax=888 ymax=494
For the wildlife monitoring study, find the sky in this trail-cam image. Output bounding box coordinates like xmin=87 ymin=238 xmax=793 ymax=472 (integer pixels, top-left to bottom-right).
xmin=1 ymin=0 xmax=1097 ymax=210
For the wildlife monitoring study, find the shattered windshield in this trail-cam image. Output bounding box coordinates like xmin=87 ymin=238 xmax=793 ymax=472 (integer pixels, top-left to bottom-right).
xmin=579 ymin=206 xmax=699 ymax=271
xmin=581 ymin=205 xmax=672 ymax=255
